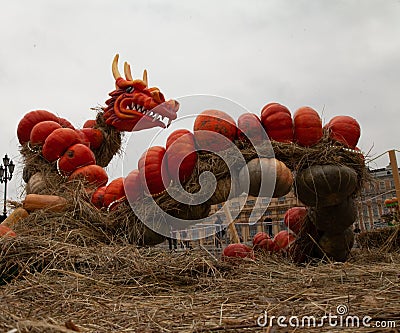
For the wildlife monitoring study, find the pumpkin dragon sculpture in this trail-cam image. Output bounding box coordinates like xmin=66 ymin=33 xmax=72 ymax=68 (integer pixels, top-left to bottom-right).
xmin=104 ymin=54 xmax=179 ymax=132
xmin=13 ymin=54 xmax=366 ymax=263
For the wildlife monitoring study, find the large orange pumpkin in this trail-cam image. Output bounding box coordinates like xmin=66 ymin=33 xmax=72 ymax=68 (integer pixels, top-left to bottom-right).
xmin=58 ymin=143 xmax=96 ymax=175
xmin=193 ymin=109 xmax=237 ymax=152
xmin=260 ymin=103 xmax=293 ymax=142
xmin=42 ymin=128 xmax=82 ymax=162
xmin=324 ymin=115 xmax=360 ymax=148
xmin=237 ymin=113 xmax=266 ymax=145
xmin=138 ymin=146 xmax=171 ymax=196
xmin=284 ymin=207 xmax=307 ymax=234
xmin=103 ymin=177 xmax=125 ymax=208
xmin=68 ymin=164 xmax=108 ymax=187
xmin=79 ymin=128 xmax=104 ymax=150
xmin=91 ymin=186 xmax=107 ymax=209
xmin=17 ymin=110 xmax=60 ymax=144
xmin=293 ymin=106 xmax=323 ymax=146
xmin=124 ymin=169 xmax=143 ymax=203
xmin=166 ymin=129 xmax=197 ymax=184
xmin=30 ymin=121 xmax=62 ymax=146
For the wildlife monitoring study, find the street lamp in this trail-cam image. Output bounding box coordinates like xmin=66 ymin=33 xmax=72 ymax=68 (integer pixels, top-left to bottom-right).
xmin=0 ymin=154 xmax=15 ymax=221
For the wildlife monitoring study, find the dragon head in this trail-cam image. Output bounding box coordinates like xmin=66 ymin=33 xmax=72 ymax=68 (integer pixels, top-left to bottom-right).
xmin=103 ymin=54 xmax=179 ymax=131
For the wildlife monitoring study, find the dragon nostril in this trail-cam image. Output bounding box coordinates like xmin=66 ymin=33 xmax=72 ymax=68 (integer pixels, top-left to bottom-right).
xmin=126 ymin=87 xmax=134 ymax=93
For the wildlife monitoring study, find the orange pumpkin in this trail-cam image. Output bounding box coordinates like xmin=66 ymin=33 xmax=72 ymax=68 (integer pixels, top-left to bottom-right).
xmin=324 ymin=115 xmax=360 ymax=148
xmin=91 ymin=186 xmax=107 ymax=209
xmin=17 ymin=110 xmax=60 ymax=144
xmin=75 ymin=129 xmax=91 ymax=147
xmin=260 ymin=103 xmax=293 ymax=142
xmin=166 ymin=129 xmax=197 ymax=184
xmin=223 ymin=243 xmax=255 ymax=259
xmin=284 ymin=207 xmax=307 ymax=234
xmin=79 ymin=128 xmax=104 ymax=149
xmin=193 ymin=109 xmax=237 ymax=152
xmin=58 ymin=143 xmax=96 ymax=175
xmin=252 ymin=231 xmax=273 ymax=251
xmin=83 ymin=119 xmax=97 ymax=128
xmin=58 ymin=117 xmax=75 ymax=129
xmin=30 ymin=121 xmax=62 ymax=146
xmin=68 ymin=164 xmax=108 ymax=187
xmin=293 ymin=106 xmax=323 ymax=146
xmin=138 ymin=146 xmax=170 ymax=196
xmin=257 ymin=237 xmax=279 ymax=252
xmin=103 ymin=177 xmax=125 ymax=208
xmin=237 ymin=113 xmax=266 ymax=145
xmin=42 ymin=128 xmax=82 ymax=162
xmin=124 ymin=169 xmax=143 ymax=203
xmin=274 ymin=230 xmax=296 ymax=250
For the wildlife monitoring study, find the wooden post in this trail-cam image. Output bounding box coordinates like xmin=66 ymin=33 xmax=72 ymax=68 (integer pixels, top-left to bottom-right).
xmin=272 ymin=220 xmax=280 ymax=236
xmin=223 ymin=202 xmax=240 ymax=243
xmin=199 ymin=227 xmax=204 ymax=245
xmin=357 ymin=201 xmax=366 ymax=232
xmin=377 ymin=200 xmax=383 ymax=217
xmin=367 ymin=200 xmax=374 ymax=229
xmin=388 ymin=150 xmax=400 ymax=201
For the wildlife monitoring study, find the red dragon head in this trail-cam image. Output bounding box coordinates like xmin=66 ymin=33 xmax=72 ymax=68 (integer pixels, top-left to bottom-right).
xmin=103 ymin=54 xmax=179 ymax=131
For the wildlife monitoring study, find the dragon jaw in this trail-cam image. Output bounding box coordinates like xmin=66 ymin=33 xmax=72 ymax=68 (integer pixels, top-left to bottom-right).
xmin=103 ymin=54 xmax=179 ymax=132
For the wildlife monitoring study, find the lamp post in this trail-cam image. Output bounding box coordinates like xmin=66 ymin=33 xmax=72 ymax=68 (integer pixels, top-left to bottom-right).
xmin=0 ymin=154 xmax=15 ymax=221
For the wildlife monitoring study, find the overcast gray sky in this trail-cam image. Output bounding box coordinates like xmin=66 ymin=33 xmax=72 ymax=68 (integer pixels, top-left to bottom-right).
xmin=1 ymin=0 xmax=400 ymax=201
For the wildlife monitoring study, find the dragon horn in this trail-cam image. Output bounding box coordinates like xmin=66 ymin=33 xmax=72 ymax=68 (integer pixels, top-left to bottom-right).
xmin=112 ymin=54 xmax=122 ymax=79
xmin=124 ymin=62 xmax=133 ymax=81
xmin=143 ymin=69 xmax=148 ymax=86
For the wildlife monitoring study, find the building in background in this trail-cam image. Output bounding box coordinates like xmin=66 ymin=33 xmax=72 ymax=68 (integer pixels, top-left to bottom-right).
xmin=204 ymin=191 xmax=303 ymax=242
xmin=356 ymin=165 xmax=399 ymax=231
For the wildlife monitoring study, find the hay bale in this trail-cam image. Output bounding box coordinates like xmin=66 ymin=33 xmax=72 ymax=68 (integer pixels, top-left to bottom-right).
xmin=357 ymin=226 xmax=400 ymax=252
xmin=91 ymin=111 xmax=122 ymax=167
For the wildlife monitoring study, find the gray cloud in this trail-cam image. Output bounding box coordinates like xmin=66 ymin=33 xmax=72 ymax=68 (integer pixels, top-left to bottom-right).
xmin=1 ymin=0 xmax=400 ymax=200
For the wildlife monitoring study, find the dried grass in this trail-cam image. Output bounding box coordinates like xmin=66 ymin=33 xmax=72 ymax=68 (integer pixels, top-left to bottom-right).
xmin=91 ymin=111 xmax=122 ymax=167
xmin=357 ymin=226 xmax=400 ymax=253
xmin=1 ymin=232 xmax=399 ymax=332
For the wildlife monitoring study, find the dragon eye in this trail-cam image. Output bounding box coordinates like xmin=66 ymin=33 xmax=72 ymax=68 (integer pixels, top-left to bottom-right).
xmin=126 ymin=86 xmax=134 ymax=93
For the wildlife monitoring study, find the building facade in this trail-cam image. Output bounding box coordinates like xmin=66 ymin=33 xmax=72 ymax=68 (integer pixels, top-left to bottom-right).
xmin=356 ymin=165 xmax=399 ymax=231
